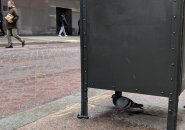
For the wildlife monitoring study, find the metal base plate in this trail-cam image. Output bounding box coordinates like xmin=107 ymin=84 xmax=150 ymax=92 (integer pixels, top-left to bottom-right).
xmin=77 ymin=114 xmax=89 ymax=119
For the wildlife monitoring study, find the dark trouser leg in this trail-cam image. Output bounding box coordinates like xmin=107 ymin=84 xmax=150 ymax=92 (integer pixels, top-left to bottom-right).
xmin=0 ymin=24 xmax=5 ymax=35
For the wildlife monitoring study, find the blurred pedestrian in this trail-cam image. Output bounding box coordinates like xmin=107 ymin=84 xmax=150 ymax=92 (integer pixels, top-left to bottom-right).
xmin=78 ymin=19 xmax=80 ymax=35
xmin=58 ymin=14 xmax=68 ymax=37
xmin=4 ymin=0 xmax=25 ymax=48
xmin=0 ymin=11 xmax=5 ymax=36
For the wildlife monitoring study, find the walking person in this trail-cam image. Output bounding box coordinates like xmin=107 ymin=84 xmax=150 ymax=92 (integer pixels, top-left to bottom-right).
xmin=5 ymin=0 xmax=25 ymax=48
xmin=0 ymin=11 xmax=5 ymax=36
xmin=78 ymin=19 xmax=80 ymax=35
xmin=58 ymin=14 xmax=68 ymax=37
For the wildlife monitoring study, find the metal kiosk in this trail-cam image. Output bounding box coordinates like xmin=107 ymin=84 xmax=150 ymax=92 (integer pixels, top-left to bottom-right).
xmin=78 ymin=0 xmax=185 ymax=130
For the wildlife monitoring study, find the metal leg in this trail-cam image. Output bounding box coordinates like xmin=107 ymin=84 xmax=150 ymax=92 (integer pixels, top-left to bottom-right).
xmin=167 ymin=93 xmax=179 ymax=130
xmin=115 ymin=91 xmax=122 ymax=97
xmin=77 ymin=83 xmax=89 ymax=119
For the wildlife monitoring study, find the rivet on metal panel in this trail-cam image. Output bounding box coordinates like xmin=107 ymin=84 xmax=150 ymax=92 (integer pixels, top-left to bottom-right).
xmin=85 ymin=82 xmax=88 ymax=85
xmin=169 ymin=100 xmax=173 ymax=102
xmin=161 ymin=92 xmax=164 ymax=94
xmin=84 ymin=70 xmax=87 ymax=73
xmin=169 ymin=109 xmax=172 ymax=112
xmin=170 ymin=93 xmax=173 ymax=95
xmin=170 ymin=78 xmax=174 ymax=81
xmin=83 ymin=19 xmax=86 ymax=21
xmin=174 ymin=0 xmax=176 ymax=2
xmin=173 ymin=32 xmax=176 ymax=35
xmin=135 ymin=89 xmax=138 ymax=91
xmin=171 ymin=63 xmax=175 ymax=66
xmin=173 ymin=16 xmax=176 ymax=19
xmin=84 ymin=45 xmax=87 ymax=48
xmin=171 ymin=48 xmax=175 ymax=51
xmin=84 ymin=32 xmax=86 ymax=34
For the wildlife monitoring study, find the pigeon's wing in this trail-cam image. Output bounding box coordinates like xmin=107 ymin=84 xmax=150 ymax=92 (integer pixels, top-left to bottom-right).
xmin=131 ymin=102 xmax=144 ymax=109
xmin=116 ymin=97 xmax=130 ymax=109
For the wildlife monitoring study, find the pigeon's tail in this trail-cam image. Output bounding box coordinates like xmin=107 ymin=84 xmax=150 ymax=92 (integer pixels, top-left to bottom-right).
xmin=132 ymin=102 xmax=143 ymax=109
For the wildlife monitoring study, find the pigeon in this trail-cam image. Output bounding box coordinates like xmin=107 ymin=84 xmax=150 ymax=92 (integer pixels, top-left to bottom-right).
xmin=112 ymin=94 xmax=143 ymax=111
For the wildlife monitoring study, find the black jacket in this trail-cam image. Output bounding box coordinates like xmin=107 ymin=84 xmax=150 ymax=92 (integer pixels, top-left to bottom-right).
xmin=0 ymin=12 xmax=3 ymax=24
xmin=60 ymin=15 xmax=68 ymax=26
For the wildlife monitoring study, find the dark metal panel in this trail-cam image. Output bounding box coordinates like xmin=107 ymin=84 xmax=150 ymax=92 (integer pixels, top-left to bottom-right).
xmin=80 ymin=0 xmax=184 ymax=129
xmin=181 ymin=0 xmax=185 ymax=93
xmin=86 ymin=0 xmax=178 ymax=97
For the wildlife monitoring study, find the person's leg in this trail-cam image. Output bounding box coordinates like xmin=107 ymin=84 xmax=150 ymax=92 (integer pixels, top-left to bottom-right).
xmin=6 ymin=29 xmax=13 ymax=47
xmin=12 ymin=29 xmax=23 ymax=42
xmin=63 ymin=27 xmax=67 ymax=36
xmin=12 ymin=28 xmax=25 ymax=47
xmin=0 ymin=24 xmax=5 ymax=36
xmin=78 ymin=28 xmax=80 ymax=35
xmin=60 ymin=26 xmax=65 ymax=35
xmin=58 ymin=26 xmax=63 ymax=36
xmin=2 ymin=28 xmax=5 ymax=36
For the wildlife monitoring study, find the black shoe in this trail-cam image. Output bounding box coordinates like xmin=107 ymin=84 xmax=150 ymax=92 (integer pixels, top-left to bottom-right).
xmin=5 ymin=45 xmax=13 ymax=48
xmin=22 ymin=40 xmax=25 ymax=47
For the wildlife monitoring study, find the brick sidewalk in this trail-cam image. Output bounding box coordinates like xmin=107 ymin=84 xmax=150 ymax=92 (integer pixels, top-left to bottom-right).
xmin=0 ymin=43 xmax=80 ymax=119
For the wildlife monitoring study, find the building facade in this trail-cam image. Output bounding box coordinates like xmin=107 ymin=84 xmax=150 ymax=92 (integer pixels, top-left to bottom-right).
xmin=0 ymin=0 xmax=80 ymax=35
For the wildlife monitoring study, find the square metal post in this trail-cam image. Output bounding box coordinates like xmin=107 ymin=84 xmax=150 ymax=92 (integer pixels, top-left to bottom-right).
xmin=167 ymin=93 xmax=179 ymax=130
xmin=77 ymin=0 xmax=89 ymax=119
xmin=115 ymin=91 xmax=122 ymax=97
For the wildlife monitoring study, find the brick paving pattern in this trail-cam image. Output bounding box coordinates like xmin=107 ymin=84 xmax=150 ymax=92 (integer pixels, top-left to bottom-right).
xmin=0 ymin=43 xmax=80 ymax=119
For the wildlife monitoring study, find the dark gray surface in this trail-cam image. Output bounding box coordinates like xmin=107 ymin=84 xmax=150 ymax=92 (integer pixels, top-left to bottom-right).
xmin=181 ymin=0 xmax=185 ymax=92
xmin=85 ymin=0 xmax=184 ymax=97
xmin=80 ymin=0 xmax=185 ymax=129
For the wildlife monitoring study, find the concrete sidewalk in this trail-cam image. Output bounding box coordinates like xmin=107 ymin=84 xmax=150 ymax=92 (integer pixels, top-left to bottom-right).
xmin=1 ymin=88 xmax=185 ymax=130
xmin=0 ymin=36 xmax=80 ymax=47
